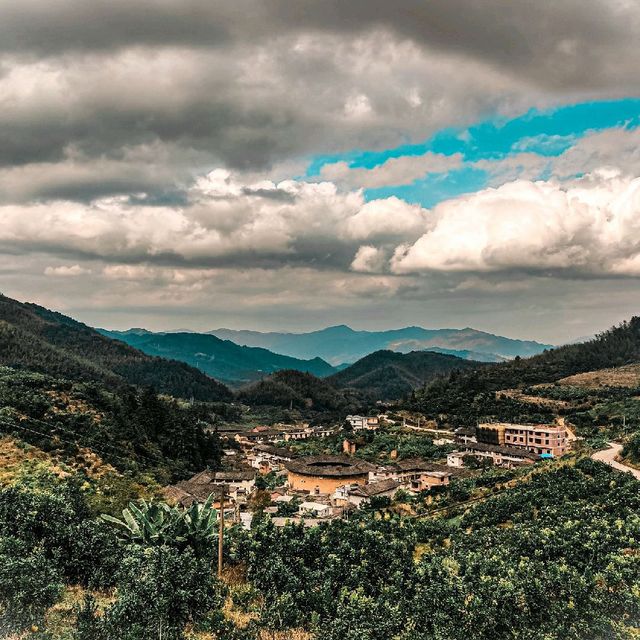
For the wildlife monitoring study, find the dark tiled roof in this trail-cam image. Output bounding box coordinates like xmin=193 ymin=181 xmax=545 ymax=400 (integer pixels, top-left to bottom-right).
xmin=253 ymin=444 xmax=299 ymax=458
xmin=458 ymin=443 xmax=538 ymax=460
xmin=350 ymin=479 xmax=400 ymax=497
xmin=285 ymin=455 xmax=375 ymax=477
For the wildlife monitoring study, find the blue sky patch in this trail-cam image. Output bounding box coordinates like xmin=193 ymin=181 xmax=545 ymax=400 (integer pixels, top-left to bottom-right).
xmin=306 ymin=98 xmax=640 ymax=207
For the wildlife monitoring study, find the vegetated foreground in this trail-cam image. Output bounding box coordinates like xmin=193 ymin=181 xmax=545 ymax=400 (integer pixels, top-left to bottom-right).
xmin=0 ymin=455 xmax=637 ymax=639
xmin=0 ymin=303 xmax=639 ymax=638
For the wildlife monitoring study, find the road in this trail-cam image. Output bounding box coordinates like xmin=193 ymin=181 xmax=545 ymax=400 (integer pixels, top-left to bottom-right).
xmin=591 ymin=442 xmax=640 ymax=480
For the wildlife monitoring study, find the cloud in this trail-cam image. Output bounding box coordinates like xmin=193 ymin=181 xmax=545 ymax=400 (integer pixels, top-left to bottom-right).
xmin=344 ymin=196 xmax=428 ymax=242
xmin=350 ymin=246 xmax=388 ymax=273
xmin=44 ymin=264 xmax=91 ymax=277
xmin=2 ymin=0 xmax=637 ymax=204
xmin=1 ymin=1 xmax=638 ymax=95
xmin=319 ymin=152 xmax=462 ymax=189
xmin=391 ymin=171 xmax=640 ymax=276
xmin=475 ymin=127 xmax=640 ymax=186
xmin=0 ymin=171 xmax=382 ymax=269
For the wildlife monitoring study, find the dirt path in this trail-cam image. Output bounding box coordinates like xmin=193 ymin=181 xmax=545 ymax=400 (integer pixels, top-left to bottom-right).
xmin=591 ymin=442 xmax=640 ymax=480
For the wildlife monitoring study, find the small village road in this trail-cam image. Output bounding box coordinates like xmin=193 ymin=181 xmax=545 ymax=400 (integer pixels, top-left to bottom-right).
xmin=591 ymin=442 xmax=640 ymax=481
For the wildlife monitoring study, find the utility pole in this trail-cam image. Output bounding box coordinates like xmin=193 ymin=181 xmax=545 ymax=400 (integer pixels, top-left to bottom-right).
xmin=217 ymin=484 xmax=228 ymax=579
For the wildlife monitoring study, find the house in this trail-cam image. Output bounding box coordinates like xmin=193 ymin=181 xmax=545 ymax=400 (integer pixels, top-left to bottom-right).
xmin=249 ymin=444 xmax=299 ymax=472
xmin=476 ymin=422 xmax=568 ymax=456
xmin=236 ymin=430 xmax=284 ymax=445
xmin=271 ymin=517 xmax=324 ymax=528
xmin=346 ymin=415 xmax=380 ymax=431
xmin=285 ymin=455 xmax=375 ymax=495
xmin=298 ymin=501 xmax=333 ymax=518
xmin=447 ymin=443 xmax=538 ymax=468
xmin=333 ymin=478 xmax=400 ymax=508
xmin=312 ymin=425 xmax=338 ymax=438
xmin=165 ymin=469 xmax=256 ymax=506
xmin=454 ymin=426 xmax=477 ymax=444
xmin=372 ymin=458 xmax=451 ymax=490
xmin=504 ymin=423 xmax=568 ymax=456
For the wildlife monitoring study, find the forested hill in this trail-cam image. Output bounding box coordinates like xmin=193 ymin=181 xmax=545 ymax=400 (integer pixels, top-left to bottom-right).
xmin=99 ymin=329 xmax=336 ymax=385
xmin=329 ymin=349 xmax=480 ymax=400
xmin=237 ymin=369 xmax=359 ymax=413
xmin=0 ymin=295 xmax=232 ymax=401
xmin=411 ymin=317 xmax=640 ymax=421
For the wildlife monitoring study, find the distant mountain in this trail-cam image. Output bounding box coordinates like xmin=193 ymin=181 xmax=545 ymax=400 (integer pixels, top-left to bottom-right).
xmin=208 ymin=325 xmax=551 ymax=365
xmin=328 ymin=349 xmax=481 ymax=400
xmin=409 ymin=316 xmax=640 ymax=425
xmin=98 ymin=329 xmax=336 ymax=386
xmin=0 ymin=295 xmax=232 ymax=401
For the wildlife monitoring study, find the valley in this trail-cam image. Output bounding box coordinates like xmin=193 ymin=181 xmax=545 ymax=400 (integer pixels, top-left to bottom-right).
xmin=0 ymin=296 xmax=638 ymax=639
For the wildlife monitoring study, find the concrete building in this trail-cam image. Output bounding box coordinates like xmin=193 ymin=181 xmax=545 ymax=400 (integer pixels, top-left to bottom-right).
xmin=285 ymin=455 xmax=375 ymax=495
xmin=249 ymin=444 xmax=298 ymax=472
xmin=298 ymin=501 xmax=333 ymax=518
xmin=346 ymin=415 xmax=380 ymax=431
xmin=371 ymin=459 xmax=452 ymax=492
xmin=477 ymin=422 xmax=568 ymax=457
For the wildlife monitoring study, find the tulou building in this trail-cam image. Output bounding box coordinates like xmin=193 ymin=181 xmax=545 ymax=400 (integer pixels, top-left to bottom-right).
xmin=285 ymin=455 xmax=375 ymax=495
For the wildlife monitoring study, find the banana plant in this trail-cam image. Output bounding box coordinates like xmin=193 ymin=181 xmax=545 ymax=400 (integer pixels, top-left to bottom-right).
xmin=102 ymin=499 xmax=179 ymax=545
xmin=176 ymin=493 xmax=218 ymax=557
xmin=102 ymin=495 xmax=220 ymax=557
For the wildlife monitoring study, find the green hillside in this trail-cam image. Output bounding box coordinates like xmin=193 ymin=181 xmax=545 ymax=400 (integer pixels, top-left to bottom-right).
xmin=99 ymin=329 xmax=336 ymax=385
xmin=409 ymin=317 xmax=640 ymax=426
xmin=237 ymin=369 xmax=359 ymax=413
xmin=329 ymin=349 xmax=480 ymax=400
xmin=0 ymin=295 xmax=231 ymax=401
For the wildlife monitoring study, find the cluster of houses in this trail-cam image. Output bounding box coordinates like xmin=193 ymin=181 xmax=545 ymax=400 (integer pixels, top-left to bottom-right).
xmin=163 ymin=417 xmax=569 ymax=527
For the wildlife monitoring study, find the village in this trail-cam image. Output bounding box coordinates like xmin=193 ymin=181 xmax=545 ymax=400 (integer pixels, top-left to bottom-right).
xmin=164 ymin=414 xmax=570 ymax=527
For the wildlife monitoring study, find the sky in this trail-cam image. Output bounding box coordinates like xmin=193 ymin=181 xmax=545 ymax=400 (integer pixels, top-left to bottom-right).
xmin=1 ymin=1 xmax=640 ymax=343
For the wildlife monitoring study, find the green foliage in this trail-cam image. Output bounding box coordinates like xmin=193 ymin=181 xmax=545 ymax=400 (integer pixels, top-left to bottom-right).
xmin=0 ymin=536 xmax=63 ymax=634
xmin=228 ymin=459 xmax=640 ymax=639
xmin=622 ymin=431 xmax=640 ymax=463
xmin=255 ymin=470 xmax=285 ymax=490
xmin=0 ymin=481 xmax=123 ymax=589
xmin=101 ymin=545 xmax=224 ymax=640
xmin=237 ymin=369 xmax=360 ymax=415
xmin=408 ymin=317 xmax=640 ymax=426
xmin=0 ymin=368 xmax=223 ymax=480
xmin=103 ymin=499 xmax=179 ymax=545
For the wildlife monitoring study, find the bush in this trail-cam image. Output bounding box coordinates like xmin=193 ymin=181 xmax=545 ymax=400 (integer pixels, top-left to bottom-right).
xmin=102 ymin=545 xmax=224 ymax=640
xmin=0 ymin=536 xmax=63 ymax=634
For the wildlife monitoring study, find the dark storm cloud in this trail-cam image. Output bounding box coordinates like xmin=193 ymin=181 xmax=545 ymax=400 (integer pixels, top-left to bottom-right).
xmin=1 ymin=1 xmax=637 ymax=91
xmin=0 ymin=0 xmax=636 ymax=204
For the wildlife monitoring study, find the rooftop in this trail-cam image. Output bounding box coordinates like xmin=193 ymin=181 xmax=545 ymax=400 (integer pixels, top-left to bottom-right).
xmin=285 ymin=455 xmax=375 ymax=477
xmin=457 ymin=442 xmax=539 ymax=460
xmin=253 ymin=444 xmax=299 ymax=458
xmin=349 ymin=479 xmax=400 ymax=497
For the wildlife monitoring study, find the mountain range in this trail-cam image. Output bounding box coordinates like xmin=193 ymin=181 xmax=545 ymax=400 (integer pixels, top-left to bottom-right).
xmin=98 ymin=329 xmax=335 ymax=386
xmin=208 ymin=325 xmax=552 ymax=365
